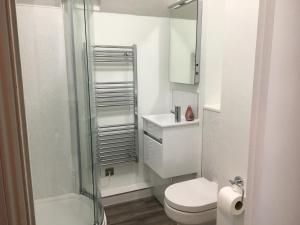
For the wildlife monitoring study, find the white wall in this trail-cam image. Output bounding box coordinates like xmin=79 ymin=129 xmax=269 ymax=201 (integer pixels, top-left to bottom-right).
xmin=200 ymin=0 xmax=259 ymax=225
xmin=216 ymin=1 xmax=259 ymax=225
xmin=92 ymin=12 xmax=171 ymax=194
xmin=200 ymin=0 xmax=226 ymax=184
xmin=246 ymin=0 xmax=300 ymax=225
xmin=93 ymin=12 xmax=171 ymax=118
xmin=16 ymin=5 xmax=74 ymax=199
xmin=202 ymin=0 xmax=224 ymax=109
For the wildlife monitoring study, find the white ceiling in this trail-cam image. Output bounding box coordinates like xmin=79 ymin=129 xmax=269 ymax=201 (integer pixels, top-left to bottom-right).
xmin=97 ymin=0 xmax=173 ymax=17
xmin=16 ymin=0 xmax=61 ymax=7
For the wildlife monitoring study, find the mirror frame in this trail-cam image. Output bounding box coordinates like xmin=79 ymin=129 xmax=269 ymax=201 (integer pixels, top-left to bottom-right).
xmin=195 ymin=0 xmax=203 ymax=84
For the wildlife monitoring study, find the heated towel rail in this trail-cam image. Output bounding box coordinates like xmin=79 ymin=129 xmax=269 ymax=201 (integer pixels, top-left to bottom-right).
xmin=93 ymin=45 xmax=138 ymax=167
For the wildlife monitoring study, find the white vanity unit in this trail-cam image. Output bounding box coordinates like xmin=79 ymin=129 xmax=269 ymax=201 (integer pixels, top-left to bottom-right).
xmin=143 ymin=114 xmax=200 ymax=179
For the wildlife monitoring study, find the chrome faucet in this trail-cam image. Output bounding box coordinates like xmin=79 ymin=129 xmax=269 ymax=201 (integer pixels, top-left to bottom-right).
xmin=174 ymin=106 xmax=181 ymax=122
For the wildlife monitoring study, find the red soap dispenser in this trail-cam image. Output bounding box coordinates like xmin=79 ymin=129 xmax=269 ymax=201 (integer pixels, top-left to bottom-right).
xmin=185 ymin=106 xmax=195 ymax=121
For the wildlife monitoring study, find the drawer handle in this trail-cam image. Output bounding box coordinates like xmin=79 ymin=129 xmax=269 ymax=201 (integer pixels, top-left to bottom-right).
xmin=144 ymin=131 xmax=162 ymax=144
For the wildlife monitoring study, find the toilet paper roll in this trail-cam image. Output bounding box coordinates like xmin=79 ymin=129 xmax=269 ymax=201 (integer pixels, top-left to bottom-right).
xmin=218 ymin=186 xmax=245 ymax=216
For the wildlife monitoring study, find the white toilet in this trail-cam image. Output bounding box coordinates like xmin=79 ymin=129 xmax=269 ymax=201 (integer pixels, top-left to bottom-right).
xmin=164 ymin=177 xmax=218 ymax=225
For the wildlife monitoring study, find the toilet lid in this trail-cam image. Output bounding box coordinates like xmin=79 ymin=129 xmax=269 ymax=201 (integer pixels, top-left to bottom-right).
xmin=165 ymin=178 xmax=218 ymax=213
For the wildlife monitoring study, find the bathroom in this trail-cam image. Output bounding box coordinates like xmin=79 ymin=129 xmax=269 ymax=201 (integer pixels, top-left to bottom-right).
xmin=1 ymin=0 xmax=299 ymax=225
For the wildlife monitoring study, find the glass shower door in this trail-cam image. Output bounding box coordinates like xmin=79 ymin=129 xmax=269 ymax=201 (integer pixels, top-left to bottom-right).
xmin=68 ymin=0 xmax=105 ymax=224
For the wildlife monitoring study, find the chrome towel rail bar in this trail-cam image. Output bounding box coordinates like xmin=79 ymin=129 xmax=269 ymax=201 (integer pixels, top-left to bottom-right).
xmin=93 ymin=44 xmax=138 ymax=167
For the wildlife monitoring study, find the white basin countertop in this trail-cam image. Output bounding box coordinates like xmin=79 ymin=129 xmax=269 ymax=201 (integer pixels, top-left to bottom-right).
xmin=142 ymin=114 xmax=199 ymax=128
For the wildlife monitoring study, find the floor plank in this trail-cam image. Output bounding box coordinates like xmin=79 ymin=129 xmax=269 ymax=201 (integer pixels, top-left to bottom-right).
xmin=105 ymin=197 xmax=176 ymax=225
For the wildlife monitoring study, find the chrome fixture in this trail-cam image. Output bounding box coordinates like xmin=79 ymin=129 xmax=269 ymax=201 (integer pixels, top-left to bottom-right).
xmin=175 ymin=106 xmax=181 ymax=122
xmin=229 ymin=176 xmax=245 ymax=204
xmin=229 ymin=176 xmax=244 ymax=187
xmin=168 ymin=0 xmax=197 ymax=9
xmin=93 ymin=45 xmax=139 ymax=167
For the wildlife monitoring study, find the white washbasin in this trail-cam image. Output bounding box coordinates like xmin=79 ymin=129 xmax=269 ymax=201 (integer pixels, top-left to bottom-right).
xmin=142 ymin=113 xmax=199 ymax=128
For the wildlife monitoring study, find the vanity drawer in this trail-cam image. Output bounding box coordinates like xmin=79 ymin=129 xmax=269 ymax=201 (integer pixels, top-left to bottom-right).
xmin=143 ymin=134 xmax=163 ymax=176
xmin=143 ymin=120 xmax=163 ymax=140
xmin=143 ymin=131 xmax=162 ymax=144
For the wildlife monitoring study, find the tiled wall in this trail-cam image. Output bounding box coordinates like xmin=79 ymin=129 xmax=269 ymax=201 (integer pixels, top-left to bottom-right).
xmin=202 ymin=109 xmax=220 ymax=182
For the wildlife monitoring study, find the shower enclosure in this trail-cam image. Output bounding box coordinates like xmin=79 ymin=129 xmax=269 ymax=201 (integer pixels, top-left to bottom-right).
xmin=15 ymin=0 xmax=169 ymax=224
xmin=15 ymin=0 xmax=105 ymax=224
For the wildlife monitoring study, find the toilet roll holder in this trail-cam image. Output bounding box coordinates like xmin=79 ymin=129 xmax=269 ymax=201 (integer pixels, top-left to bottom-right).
xmin=229 ymin=176 xmax=245 ymax=203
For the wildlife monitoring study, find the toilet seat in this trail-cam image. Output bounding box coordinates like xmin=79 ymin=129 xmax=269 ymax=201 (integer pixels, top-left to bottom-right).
xmin=165 ymin=178 xmax=218 ymax=213
xmin=164 ymin=199 xmax=217 ymax=225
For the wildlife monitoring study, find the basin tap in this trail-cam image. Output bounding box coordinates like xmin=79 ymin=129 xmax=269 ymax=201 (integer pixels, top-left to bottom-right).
xmin=174 ymin=106 xmax=181 ymax=122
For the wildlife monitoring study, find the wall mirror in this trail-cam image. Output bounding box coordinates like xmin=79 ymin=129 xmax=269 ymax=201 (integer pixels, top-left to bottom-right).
xmin=169 ymin=0 xmax=202 ymax=85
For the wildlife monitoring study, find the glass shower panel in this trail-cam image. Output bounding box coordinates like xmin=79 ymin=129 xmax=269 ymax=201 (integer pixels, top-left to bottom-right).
xmin=77 ymin=0 xmax=106 ymax=223
xmin=15 ymin=0 xmax=102 ymax=225
xmin=70 ymin=0 xmax=95 ymax=197
xmin=66 ymin=0 xmax=105 ymax=224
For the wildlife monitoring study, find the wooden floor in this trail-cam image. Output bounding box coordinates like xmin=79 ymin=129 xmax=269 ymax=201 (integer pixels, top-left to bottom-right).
xmin=105 ymin=197 xmax=177 ymax=225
